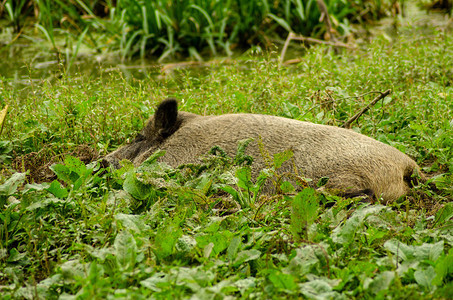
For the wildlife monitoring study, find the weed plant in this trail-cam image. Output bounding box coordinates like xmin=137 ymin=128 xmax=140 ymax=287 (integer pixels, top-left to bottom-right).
xmin=0 ymin=24 xmax=453 ymax=299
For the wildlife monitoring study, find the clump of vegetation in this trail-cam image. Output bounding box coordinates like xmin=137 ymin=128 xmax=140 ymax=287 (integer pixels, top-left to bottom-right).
xmin=417 ymin=0 xmax=453 ymax=14
xmin=1 ymin=16 xmax=452 ymax=296
xmin=0 ymin=0 xmax=401 ymax=60
xmin=0 ymin=0 xmax=452 ymax=297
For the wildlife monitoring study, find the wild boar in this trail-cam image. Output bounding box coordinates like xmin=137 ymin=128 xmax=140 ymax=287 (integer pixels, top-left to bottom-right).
xmin=102 ymin=98 xmax=424 ymax=202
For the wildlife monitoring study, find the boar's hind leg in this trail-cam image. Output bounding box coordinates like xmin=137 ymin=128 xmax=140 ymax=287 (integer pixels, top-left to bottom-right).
xmin=339 ymin=188 xmax=375 ymax=202
xmin=322 ymin=188 xmax=375 ymax=208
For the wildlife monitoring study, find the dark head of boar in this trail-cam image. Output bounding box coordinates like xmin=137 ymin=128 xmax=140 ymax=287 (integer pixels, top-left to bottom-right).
xmin=102 ymin=99 xmax=184 ymax=169
xmin=102 ymin=98 xmax=424 ymax=202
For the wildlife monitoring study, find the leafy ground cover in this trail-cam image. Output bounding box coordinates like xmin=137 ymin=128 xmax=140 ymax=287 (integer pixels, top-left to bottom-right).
xmin=1 ymin=18 xmax=453 ymax=299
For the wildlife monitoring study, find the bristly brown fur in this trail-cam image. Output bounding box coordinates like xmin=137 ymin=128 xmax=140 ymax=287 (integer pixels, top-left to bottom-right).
xmin=103 ymin=99 xmax=424 ymax=202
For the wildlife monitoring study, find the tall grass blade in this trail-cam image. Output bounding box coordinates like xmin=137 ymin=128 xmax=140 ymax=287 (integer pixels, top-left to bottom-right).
xmin=66 ymin=26 xmax=89 ymax=74
xmin=35 ymin=24 xmax=55 ymax=49
xmin=142 ymin=6 xmax=149 ymax=35
xmin=122 ymin=30 xmax=143 ymax=61
xmin=189 ymin=4 xmax=215 ymax=31
xmin=268 ymin=13 xmax=293 ymax=32
xmin=4 ymin=2 xmax=14 ymax=21
xmin=294 ymin=0 xmax=306 ymax=21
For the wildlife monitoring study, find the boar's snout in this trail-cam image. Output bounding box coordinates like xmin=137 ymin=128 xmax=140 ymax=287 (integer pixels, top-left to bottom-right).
xmin=99 ymin=98 xmax=182 ymax=171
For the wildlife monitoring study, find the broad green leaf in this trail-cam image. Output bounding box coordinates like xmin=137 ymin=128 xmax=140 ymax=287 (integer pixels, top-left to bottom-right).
xmin=434 ymin=202 xmax=453 ymax=227
xmin=433 ymin=248 xmax=453 ymax=286
xmin=363 ymin=271 xmax=395 ymax=295
xmin=227 ymin=236 xmax=242 ymax=261
xmin=196 ymin=231 xmax=233 ymax=257
xmin=203 ymin=217 xmax=223 ymax=233
xmin=0 ymin=140 xmax=12 ymax=164
xmin=49 ymin=164 xmax=72 ymax=184
xmin=84 ymin=246 xmax=112 ymax=262
xmin=384 ymin=240 xmax=444 ymax=262
xmin=234 ymin=277 xmax=257 ymax=294
xmin=317 ymin=177 xmax=329 ymax=187
xmin=0 ymin=249 xmax=6 ymax=260
xmin=235 ymin=167 xmax=252 ymax=190
xmin=332 ymin=205 xmax=386 ymax=245
xmin=141 ymin=272 xmax=167 ymax=292
xmin=191 ymin=173 xmax=213 ymax=192
xmin=154 ymin=222 xmax=183 ymax=260
xmin=281 ymin=102 xmax=300 ymax=118
xmin=209 ymin=232 xmax=231 ymax=255
xmin=219 ymin=185 xmax=240 ymax=203
xmin=46 ymin=180 xmax=68 ymax=199
xmin=23 ymin=182 xmax=50 ymax=192
xmin=291 ymin=188 xmax=319 ymax=241
xmin=7 ymin=248 xmax=26 ymax=262
xmin=268 ymin=270 xmax=297 ymax=291
xmin=114 ymin=231 xmax=137 ymax=272
xmin=36 ymin=274 xmax=63 ymax=292
xmin=0 ymin=172 xmax=26 ymax=196
xmin=284 ymin=246 xmax=322 ymax=277
xmin=114 ymin=213 xmax=149 ymax=233
xmin=299 ymin=279 xmax=345 ymax=300
xmin=0 ymin=105 xmax=8 ymax=135
xmin=26 ymin=197 xmax=65 ymax=211
xmin=64 ymin=155 xmax=87 ymax=177
xmin=175 ymin=267 xmax=216 ymax=292
xmin=414 ymin=266 xmax=436 ymax=290
xmin=383 ymin=239 xmax=415 ymax=261
xmin=254 ymin=168 xmax=273 ymax=190
xmin=233 ymin=249 xmax=261 ymax=267
xmin=60 ymin=260 xmax=89 ymax=280
xmin=203 ymin=242 xmax=214 ymax=258
xmin=123 ymin=172 xmax=153 ymax=200
xmin=364 ymin=226 xmax=387 ymax=246
xmin=85 ymin=261 xmax=106 ymax=287
xmin=414 ymin=241 xmax=444 ymax=262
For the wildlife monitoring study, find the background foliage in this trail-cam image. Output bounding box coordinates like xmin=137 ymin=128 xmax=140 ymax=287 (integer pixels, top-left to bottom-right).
xmin=1 ymin=0 xmax=402 ymax=60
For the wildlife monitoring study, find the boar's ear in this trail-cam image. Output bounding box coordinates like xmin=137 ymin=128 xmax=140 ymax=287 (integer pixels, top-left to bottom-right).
xmin=154 ymin=98 xmax=178 ymax=137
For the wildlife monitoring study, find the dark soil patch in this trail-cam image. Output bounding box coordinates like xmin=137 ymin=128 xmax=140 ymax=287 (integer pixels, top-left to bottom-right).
xmin=12 ymin=145 xmax=99 ymax=183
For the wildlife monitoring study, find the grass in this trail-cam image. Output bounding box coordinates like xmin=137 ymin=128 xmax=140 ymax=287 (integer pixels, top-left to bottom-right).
xmin=0 ymin=23 xmax=453 ymax=298
xmin=1 ymin=0 xmax=397 ymax=62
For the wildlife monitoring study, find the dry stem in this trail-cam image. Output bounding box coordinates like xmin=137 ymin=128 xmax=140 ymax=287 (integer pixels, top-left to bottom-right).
xmin=341 ymin=90 xmax=392 ymax=129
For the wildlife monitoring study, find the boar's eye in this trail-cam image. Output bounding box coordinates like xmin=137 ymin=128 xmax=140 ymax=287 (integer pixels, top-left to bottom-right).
xmin=134 ymin=133 xmax=145 ymax=142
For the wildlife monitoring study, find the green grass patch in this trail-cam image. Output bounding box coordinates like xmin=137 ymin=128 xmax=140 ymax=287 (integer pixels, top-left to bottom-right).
xmin=0 ymin=25 xmax=452 ymax=298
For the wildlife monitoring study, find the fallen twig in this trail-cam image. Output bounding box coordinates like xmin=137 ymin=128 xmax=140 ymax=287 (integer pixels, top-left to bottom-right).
xmin=341 ymin=90 xmax=392 ymax=129
xmin=280 ymin=0 xmax=355 ymax=64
